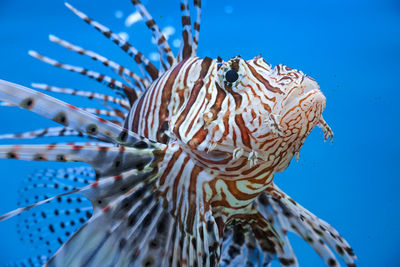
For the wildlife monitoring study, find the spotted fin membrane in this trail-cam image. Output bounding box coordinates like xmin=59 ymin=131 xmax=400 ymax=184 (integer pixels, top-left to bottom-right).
xmin=11 ymin=167 xmax=95 ymax=266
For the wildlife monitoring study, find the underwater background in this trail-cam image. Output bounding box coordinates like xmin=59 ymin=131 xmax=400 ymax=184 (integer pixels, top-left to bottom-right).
xmin=0 ymin=0 xmax=399 ymax=266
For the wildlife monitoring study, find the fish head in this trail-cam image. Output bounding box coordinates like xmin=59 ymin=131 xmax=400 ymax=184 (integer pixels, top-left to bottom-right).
xmin=215 ymin=56 xmax=328 ymax=171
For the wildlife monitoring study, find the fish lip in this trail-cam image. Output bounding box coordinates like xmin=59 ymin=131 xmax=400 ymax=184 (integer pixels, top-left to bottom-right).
xmin=273 ymin=88 xmax=326 ymax=138
xmin=280 ymin=88 xmax=325 ymax=116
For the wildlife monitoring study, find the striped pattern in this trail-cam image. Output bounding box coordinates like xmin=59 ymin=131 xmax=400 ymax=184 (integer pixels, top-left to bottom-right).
xmin=29 ymin=50 xmax=138 ymax=104
xmin=0 ymin=1 xmax=356 ymax=266
xmin=49 ymin=34 xmax=149 ymax=91
xmin=130 ymin=0 xmax=176 ymax=70
xmin=127 ymin=52 xmax=355 ymax=266
xmin=31 ymin=83 xmax=131 ymax=110
xmin=178 ymin=0 xmax=195 ymax=60
xmin=65 ymin=2 xmax=159 ymax=81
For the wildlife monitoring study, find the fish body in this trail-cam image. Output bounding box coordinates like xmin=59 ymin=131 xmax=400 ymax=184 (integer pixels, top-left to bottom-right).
xmin=0 ymin=1 xmax=355 ymax=266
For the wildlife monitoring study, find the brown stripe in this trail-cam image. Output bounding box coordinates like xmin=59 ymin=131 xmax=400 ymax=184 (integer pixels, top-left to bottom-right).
xmin=182 ymin=16 xmax=191 ymax=26
xmin=180 ymin=3 xmax=189 ymax=10
xmin=174 ymin=57 xmax=213 ymax=139
xmin=172 ymin=154 xmax=190 ymax=213
xmin=156 ymin=58 xmax=188 ymax=141
xmin=225 ymin=85 xmax=242 ymax=108
xmin=145 ymin=19 xmax=156 ymax=28
xmin=235 ymin=114 xmax=251 ymax=147
xmin=121 ymin=42 xmax=131 ymax=53
xmin=247 ymin=62 xmax=284 ymax=94
xmin=131 ymin=95 xmax=145 ymax=133
xmin=158 ymin=148 xmax=182 ymax=186
xmin=157 ymin=35 xmax=166 ymax=45
xmin=188 ymin=127 xmax=208 ymax=149
xmin=122 ymin=84 xmax=137 ymax=105
xmin=210 ymin=82 xmax=226 ymax=120
xmin=145 ymin=62 xmax=159 ymax=81
xmin=184 ymin=75 xmax=212 ymax=137
xmin=186 ymin=165 xmax=202 ymax=233
xmin=181 ymin=30 xmax=192 ymax=60
xmin=144 ymin=77 xmax=162 ymax=139
xmin=96 ymin=74 xmax=105 ymax=82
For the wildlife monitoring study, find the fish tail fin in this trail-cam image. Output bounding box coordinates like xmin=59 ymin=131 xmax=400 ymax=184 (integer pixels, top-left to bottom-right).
xmin=257 ymin=185 xmax=357 ymax=267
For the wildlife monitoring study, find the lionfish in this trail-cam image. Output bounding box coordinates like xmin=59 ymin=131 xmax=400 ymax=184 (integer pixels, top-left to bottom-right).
xmin=0 ymin=0 xmax=356 ymax=266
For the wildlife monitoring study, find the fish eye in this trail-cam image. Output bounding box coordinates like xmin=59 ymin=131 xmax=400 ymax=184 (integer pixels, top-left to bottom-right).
xmin=225 ymin=69 xmax=239 ymax=83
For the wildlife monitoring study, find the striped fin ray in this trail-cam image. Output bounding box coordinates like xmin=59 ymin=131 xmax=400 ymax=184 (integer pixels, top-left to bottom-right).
xmin=178 ymin=0 xmax=196 ymax=61
xmin=45 ymin=180 xmax=160 ymax=266
xmin=80 ymin=107 xmax=126 ymax=122
xmin=5 ymin=255 xmax=49 ymax=267
xmin=0 ymin=155 xmax=159 ymax=223
xmin=0 ymin=188 xmax=80 ymax=223
xmin=29 ymin=50 xmax=138 ymax=104
xmin=65 ymin=2 xmax=159 ymax=81
xmin=44 ymin=147 xmax=222 ymax=266
xmin=220 ymin=225 xmax=265 ymax=267
xmin=131 ymin=0 xmax=176 ymax=70
xmin=0 ymin=80 xmax=159 ymax=147
xmin=48 ymin=34 xmax=149 ymax=91
xmin=192 ymin=0 xmax=201 ymax=53
xmin=0 ymin=127 xmax=86 ymax=140
xmin=257 ymin=197 xmax=299 ymax=266
xmin=31 ymin=83 xmax=131 ymax=111
xmin=16 ymin=167 xmax=94 ymax=258
xmin=250 ymin=214 xmax=294 ymax=266
xmin=0 ymin=100 xmax=14 ymax=107
xmin=0 ymin=142 xmax=156 ymax=178
xmin=257 ymin=186 xmax=357 ymax=267
xmin=163 ymin=213 xmax=220 ymax=267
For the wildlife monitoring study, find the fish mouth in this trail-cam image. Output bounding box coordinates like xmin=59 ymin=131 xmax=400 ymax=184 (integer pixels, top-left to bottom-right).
xmin=272 ymin=77 xmax=326 ymax=137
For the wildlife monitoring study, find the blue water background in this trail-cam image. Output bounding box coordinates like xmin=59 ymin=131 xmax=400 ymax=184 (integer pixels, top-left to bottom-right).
xmin=0 ymin=0 xmax=399 ymax=265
